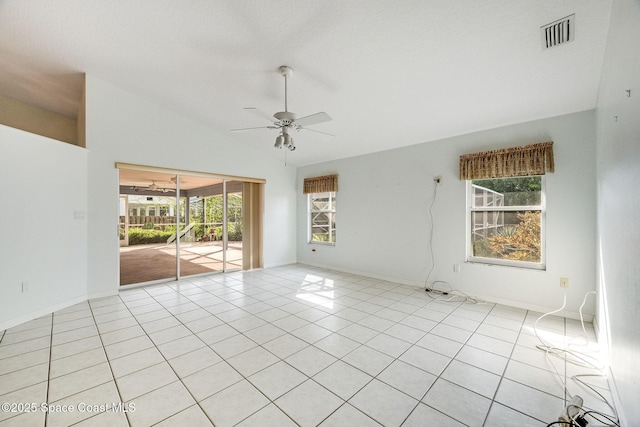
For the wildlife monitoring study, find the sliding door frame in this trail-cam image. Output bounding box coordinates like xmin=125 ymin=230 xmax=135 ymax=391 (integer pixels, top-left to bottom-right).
xmin=117 ymin=163 xmax=265 ymax=286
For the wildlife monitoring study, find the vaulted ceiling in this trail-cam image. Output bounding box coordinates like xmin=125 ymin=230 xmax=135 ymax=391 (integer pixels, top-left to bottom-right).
xmin=0 ymin=1 xmax=612 ymax=165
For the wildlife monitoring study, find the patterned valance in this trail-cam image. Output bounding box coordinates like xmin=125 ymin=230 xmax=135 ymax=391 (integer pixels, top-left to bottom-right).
xmin=459 ymin=141 xmax=554 ymax=180
xmin=303 ymin=174 xmax=338 ymax=194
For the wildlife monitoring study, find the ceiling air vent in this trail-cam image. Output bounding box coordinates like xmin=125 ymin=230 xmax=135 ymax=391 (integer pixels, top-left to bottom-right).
xmin=541 ymin=14 xmax=575 ymax=50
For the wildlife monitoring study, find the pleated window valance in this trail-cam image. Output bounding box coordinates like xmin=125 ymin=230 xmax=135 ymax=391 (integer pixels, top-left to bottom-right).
xmin=459 ymin=141 xmax=554 ymax=180
xmin=303 ymin=174 xmax=338 ymax=194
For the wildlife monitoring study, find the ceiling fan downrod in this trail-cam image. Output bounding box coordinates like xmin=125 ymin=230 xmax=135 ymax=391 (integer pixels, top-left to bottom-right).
xmin=280 ymin=65 xmax=293 ymax=113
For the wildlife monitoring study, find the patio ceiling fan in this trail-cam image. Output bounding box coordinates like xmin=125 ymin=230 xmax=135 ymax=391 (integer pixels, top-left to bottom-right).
xmin=131 ymin=181 xmax=175 ymax=193
xmin=231 ymin=66 xmax=334 ymax=151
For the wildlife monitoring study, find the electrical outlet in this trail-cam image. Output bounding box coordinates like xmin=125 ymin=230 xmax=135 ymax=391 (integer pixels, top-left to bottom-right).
xmin=560 ymin=277 xmax=569 ymax=288
xmin=453 ymin=264 xmax=460 ymax=273
xmin=21 ymin=281 xmax=29 ymax=292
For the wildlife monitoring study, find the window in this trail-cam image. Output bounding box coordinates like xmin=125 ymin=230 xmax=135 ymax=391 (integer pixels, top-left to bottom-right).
xmin=467 ymin=176 xmax=545 ymax=269
xmin=308 ymin=191 xmax=336 ymax=244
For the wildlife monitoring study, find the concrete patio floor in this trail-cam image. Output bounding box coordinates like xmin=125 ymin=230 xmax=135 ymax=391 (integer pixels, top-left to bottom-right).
xmin=119 ymin=241 xmax=242 ymax=285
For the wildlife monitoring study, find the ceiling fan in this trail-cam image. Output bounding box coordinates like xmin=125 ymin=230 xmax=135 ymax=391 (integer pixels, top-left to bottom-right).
xmin=131 ymin=181 xmax=175 ymax=193
xmin=231 ymin=66 xmax=333 ymax=151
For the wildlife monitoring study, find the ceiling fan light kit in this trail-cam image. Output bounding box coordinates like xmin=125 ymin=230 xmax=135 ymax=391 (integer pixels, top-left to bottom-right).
xmin=231 ymin=65 xmax=333 ymax=151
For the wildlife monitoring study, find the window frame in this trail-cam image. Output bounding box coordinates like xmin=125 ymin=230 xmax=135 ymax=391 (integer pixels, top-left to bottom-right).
xmin=308 ymin=191 xmax=336 ymax=246
xmin=465 ymin=176 xmax=546 ymax=270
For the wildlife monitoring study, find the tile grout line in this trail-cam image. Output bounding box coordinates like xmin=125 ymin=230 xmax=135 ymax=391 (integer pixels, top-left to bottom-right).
xmin=402 ymin=298 xmax=494 ymax=426
xmin=1 ymin=266 xmax=599 ymax=426
xmin=44 ymin=312 xmax=54 ymax=427
xmin=117 ymin=280 xmax=310 ymax=426
xmin=113 ymin=288 xmax=219 ymax=426
xmin=86 ymin=299 xmax=133 ymax=427
xmin=480 ymin=307 xmax=529 ymax=426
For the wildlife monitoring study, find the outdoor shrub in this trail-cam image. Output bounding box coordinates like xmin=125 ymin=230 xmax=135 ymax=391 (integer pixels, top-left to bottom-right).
xmin=128 ymin=228 xmax=174 ymax=245
xmin=489 ymin=211 xmax=541 ymax=262
xmin=228 ymin=221 xmax=243 ymax=241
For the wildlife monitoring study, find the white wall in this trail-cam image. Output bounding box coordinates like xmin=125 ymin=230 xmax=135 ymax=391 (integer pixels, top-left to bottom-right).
xmin=0 ymin=125 xmax=88 ymax=329
xmin=297 ymin=110 xmax=597 ymax=316
xmin=85 ymin=75 xmax=297 ymax=298
xmin=595 ymin=0 xmax=640 ymax=423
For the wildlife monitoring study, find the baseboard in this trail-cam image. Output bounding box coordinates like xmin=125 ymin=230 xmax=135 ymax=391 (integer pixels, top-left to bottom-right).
xmin=87 ymin=289 xmax=120 ymax=300
xmin=294 ymin=262 xmax=592 ymax=321
xmin=0 ymin=294 xmax=89 ymax=331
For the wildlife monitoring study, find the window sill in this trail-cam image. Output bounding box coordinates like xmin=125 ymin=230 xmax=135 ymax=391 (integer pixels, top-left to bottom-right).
xmin=308 ymin=241 xmax=335 ymax=247
xmin=467 ymin=257 xmax=545 ymax=271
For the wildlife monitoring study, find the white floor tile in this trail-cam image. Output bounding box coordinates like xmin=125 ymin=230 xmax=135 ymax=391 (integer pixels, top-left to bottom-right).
xmin=422 ymin=378 xmax=492 ymax=427
xmin=0 ymin=265 xmax=610 ymax=427
xmin=313 ymin=360 xmax=373 ymax=400
xmin=454 ymin=345 xmax=509 ymax=375
xmin=104 ymin=335 xmax=154 ymax=360
xmin=0 ymin=347 xmax=49 ymax=376
xmin=383 ymin=323 xmax=426 ymax=343
xmin=429 ymin=323 xmax=473 ymax=343
xmin=167 ymin=346 xmax=222 ymax=378
xmin=349 ymin=379 xmax=418 ymax=427
xmin=319 ymin=403 xmax=383 ymax=426
xmin=402 ymin=403 xmax=466 ymax=426
xmin=342 ymin=345 xmax=394 ymax=377
xmin=182 ymin=361 xmax=243 ymax=401
xmin=262 ymin=333 xmax=309 ymax=359
xmin=314 ymin=333 xmax=361 ymax=358
xmin=291 ymin=323 xmax=334 ymax=343
xmin=125 ymin=380 xmax=195 ymax=427
xmin=200 ymin=380 xmax=269 ymax=427
xmin=109 ymin=347 xmax=166 ymax=378
xmin=116 ymin=361 xmax=178 ymax=401
xmin=415 ymin=332 xmax=463 ymax=357
xmin=248 ymin=360 xmax=308 ymax=400
xmin=276 ymin=379 xmax=344 ymax=427
xmin=440 ymin=359 xmax=501 ymax=398
xmin=47 ymin=381 xmax=122 ymax=427
xmin=399 ymin=345 xmax=451 ymax=376
xmin=484 ymin=402 xmax=545 ymax=426
xmin=0 ymin=362 xmax=49 ymax=396
xmin=157 ymin=334 xmax=205 ymax=359
xmin=365 ymin=333 xmax=412 ymax=358
xmin=49 ymin=347 xmax=107 ymax=378
xmin=236 ymin=403 xmax=298 ymax=426
xmin=285 ymin=346 xmax=337 ymax=376
xmin=494 ymin=378 xmax=564 ymax=423
xmin=48 ymin=362 xmax=113 ymax=401
xmin=227 ymin=346 xmax=279 ymax=377
xmin=337 ymin=323 xmax=379 ymax=344
xmin=243 ymin=323 xmax=286 ymax=344
xmin=467 ymin=333 xmax=515 ymax=357
xmin=377 ymin=360 xmax=436 ymax=400
xmin=209 ymin=334 xmax=257 ymax=359
xmin=0 ymin=382 xmax=47 ymax=423
xmin=504 ymin=359 xmax=565 ymax=398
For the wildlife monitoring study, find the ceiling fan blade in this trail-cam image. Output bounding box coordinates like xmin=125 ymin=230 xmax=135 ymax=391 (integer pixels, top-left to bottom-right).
xmin=295 ymin=112 xmax=332 ymax=127
xmin=243 ymin=107 xmax=276 ymax=122
xmin=299 ymin=126 xmax=335 ymax=137
xmin=230 ymin=126 xmax=278 ymax=132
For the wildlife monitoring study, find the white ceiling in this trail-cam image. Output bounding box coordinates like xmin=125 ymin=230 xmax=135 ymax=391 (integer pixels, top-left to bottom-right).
xmin=0 ymin=1 xmax=612 ymax=166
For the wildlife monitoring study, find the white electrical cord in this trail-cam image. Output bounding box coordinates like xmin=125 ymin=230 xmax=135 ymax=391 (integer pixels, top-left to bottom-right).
xmin=534 ymin=290 xmax=619 ymax=425
xmin=423 ymin=180 xmax=438 ymax=290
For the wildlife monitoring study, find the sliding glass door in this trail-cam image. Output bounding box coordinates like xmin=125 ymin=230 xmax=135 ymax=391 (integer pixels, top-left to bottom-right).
xmin=225 ymin=180 xmax=243 ymax=271
xmin=118 ymin=170 xmax=179 ymax=285
xmin=119 ymin=168 xmax=248 ymax=286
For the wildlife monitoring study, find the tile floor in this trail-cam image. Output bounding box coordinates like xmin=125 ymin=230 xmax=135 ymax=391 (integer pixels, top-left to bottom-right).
xmin=0 ymin=264 xmax=615 ymax=426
